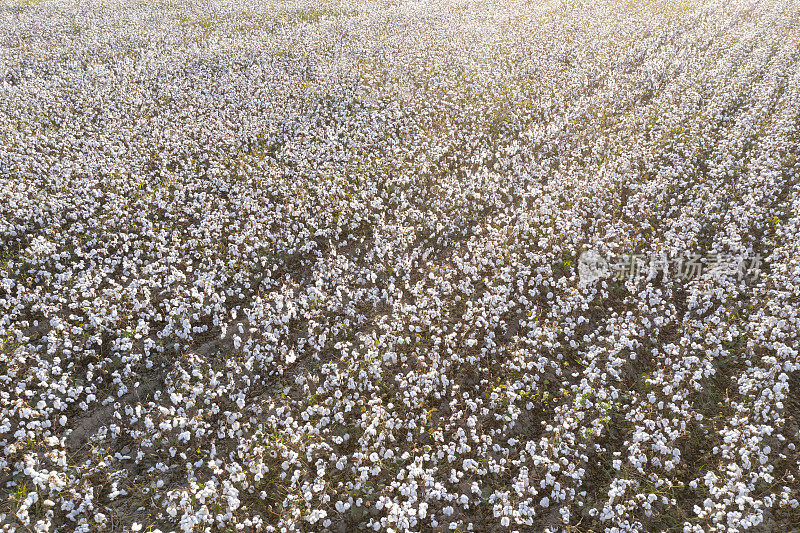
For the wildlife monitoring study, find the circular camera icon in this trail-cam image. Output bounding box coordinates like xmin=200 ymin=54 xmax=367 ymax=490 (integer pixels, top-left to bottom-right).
xmin=578 ymin=249 xmax=610 ymax=284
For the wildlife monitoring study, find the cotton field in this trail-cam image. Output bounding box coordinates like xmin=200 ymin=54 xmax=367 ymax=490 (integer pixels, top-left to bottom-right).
xmin=1 ymin=0 xmax=800 ymax=531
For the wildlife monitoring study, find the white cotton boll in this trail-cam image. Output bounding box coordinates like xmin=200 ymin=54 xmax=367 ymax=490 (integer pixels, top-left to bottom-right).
xmin=540 ymin=497 xmax=550 ymax=508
